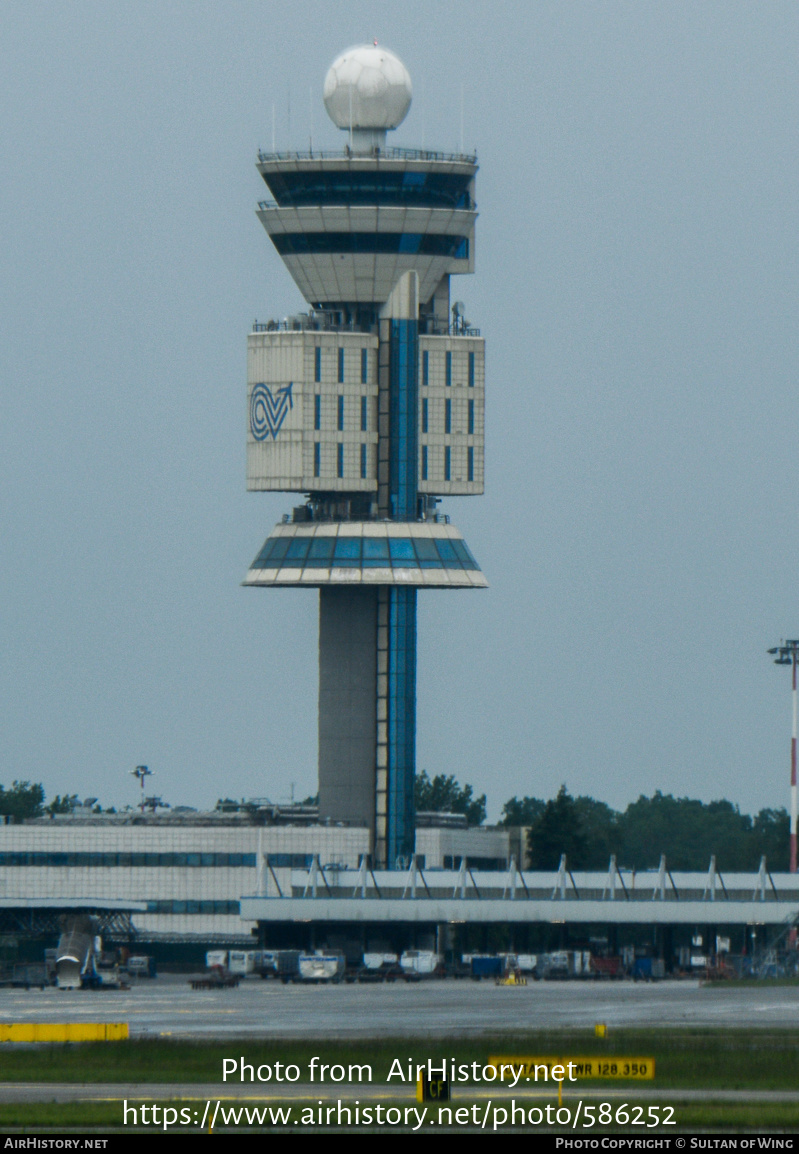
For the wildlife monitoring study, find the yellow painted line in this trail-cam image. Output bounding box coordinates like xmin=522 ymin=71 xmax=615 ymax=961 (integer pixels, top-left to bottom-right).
xmin=488 ymin=1056 xmax=655 ymax=1080
xmin=0 ymin=1023 xmax=128 ymax=1043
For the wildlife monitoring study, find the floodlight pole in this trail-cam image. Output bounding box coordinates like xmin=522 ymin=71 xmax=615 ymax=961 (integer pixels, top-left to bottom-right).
xmin=131 ymin=765 xmax=152 ymax=815
xmin=767 ymin=641 xmax=799 ymax=873
xmin=793 ymin=656 xmax=796 ymax=875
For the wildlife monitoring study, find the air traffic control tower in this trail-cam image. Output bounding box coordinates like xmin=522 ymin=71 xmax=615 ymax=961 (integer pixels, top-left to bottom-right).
xmin=244 ymin=45 xmax=487 ymax=869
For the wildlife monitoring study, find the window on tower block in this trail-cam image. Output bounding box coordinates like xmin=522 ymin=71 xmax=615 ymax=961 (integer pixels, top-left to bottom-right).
xmin=314 ymin=346 xmax=321 ymax=383
xmin=445 ymin=398 xmax=451 ymax=434
xmin=337 ymin=442 xmax=344 ymax=478
xmin=445 ymin=350 xmax=452 ymax=387
xmin=361 ymin=347 xmax=368 ymax=384
xmin=338 ymin=347 xmax=345 ymax=383
xmin=314 ymin=394 xmax=321 ymax=431
xmin=337 ymin=395 xmax=344 ymax=431
xmin=444 ymin=445 xmax=451 ymax=481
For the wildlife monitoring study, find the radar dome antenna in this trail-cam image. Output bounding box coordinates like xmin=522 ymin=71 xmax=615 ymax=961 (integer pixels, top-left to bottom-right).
xmin=323 ymin=44 xmax=412 ymax=155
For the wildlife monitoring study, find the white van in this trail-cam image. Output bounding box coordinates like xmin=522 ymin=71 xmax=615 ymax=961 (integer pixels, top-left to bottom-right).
xmin=228 ymin=951 xmax=256 ymax=976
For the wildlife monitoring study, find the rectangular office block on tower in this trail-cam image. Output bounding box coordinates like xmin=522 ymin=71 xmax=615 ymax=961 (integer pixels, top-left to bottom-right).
xmin=247 ymin=330 xmax=379 ymax=493
xmin=417 ymin=335 xmax=485 ymax=495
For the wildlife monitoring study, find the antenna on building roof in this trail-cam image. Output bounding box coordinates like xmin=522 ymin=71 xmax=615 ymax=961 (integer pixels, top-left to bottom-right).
xmin=131 ymin=765 xmax=152 ymax=814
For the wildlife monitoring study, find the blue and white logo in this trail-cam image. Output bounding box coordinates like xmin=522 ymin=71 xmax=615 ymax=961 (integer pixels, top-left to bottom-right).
xmin=250 ymin=382 xmax=293 ymax=441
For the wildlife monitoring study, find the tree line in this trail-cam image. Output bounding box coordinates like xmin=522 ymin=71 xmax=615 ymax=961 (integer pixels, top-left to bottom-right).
xmin=0 ymin=782 xmax=98 ymax=823
xmin=416 ymin=773 xmax=789 ymax=872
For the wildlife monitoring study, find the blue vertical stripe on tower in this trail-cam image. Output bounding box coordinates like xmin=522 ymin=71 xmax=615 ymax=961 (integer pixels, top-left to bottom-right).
xmin=386 ymin=315 xmax=418 ymax=867
xmin=387 ymin=586 xmax=417 ymax=867
xmin=388 ymin=319 xmax=418 ymax=520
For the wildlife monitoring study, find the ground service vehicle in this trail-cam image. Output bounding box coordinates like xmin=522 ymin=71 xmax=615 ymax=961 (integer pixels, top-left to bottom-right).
xmin=297 ymin=953 xmax=345 ymax=982
xmin=399 ymin=950 xmax=442 ymax=980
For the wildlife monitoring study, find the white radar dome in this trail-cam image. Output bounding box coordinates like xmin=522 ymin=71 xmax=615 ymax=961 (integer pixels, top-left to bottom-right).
xmin=323 ymin=45 xmax=412 ymax=131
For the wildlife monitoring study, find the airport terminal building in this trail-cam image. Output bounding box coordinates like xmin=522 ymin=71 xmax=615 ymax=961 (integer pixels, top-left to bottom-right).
xmin=0 ymin=809 xmax=512 ymax=949
xmin=3 ymin=807 xmax=797 ymax=967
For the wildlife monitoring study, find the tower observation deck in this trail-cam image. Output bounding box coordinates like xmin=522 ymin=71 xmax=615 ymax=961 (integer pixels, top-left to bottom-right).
xmin=244 ymin=45 xmax=487 ymax=869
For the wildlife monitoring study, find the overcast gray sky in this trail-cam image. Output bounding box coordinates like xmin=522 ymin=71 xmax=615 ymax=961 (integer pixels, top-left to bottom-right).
xmin=2 ymin=1 xmax=798 ymax=819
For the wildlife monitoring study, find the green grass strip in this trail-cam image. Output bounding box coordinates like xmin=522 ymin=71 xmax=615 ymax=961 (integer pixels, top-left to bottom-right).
xmin=0 ymin=1028 xmax=798 ymax=1090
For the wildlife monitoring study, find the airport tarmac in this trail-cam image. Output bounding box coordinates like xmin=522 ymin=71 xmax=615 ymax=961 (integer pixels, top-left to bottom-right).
xmin=0 ymin=976 xmax=797 ymax=1037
